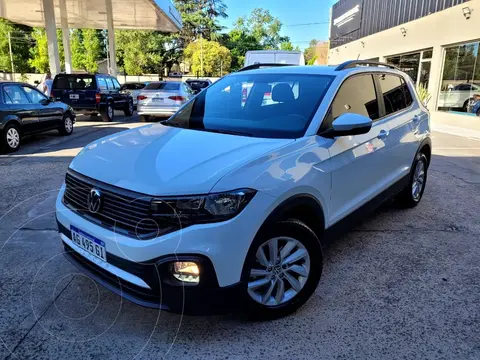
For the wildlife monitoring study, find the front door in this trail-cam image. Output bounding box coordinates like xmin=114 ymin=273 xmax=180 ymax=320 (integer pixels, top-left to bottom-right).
xmin=22 ymin=85 xmax=63 ymax=130
xmin=323 ymin=74 xmax=392 ymax=226
xmin=2 ymin=84 xmax=38 ymax=134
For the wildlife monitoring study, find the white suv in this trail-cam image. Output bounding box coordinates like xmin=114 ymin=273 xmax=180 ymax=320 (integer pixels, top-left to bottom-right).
xmin=56 ymin=61 xmax=431 ymax=319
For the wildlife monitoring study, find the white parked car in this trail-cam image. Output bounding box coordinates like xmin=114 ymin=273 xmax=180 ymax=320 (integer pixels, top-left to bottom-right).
xmin=56 ymin=61 xmax=431 ymax=319
xmin=437 ymin=83 xmax=480 ymax=111
xmin=120 ymin=82 xmax=149 ymax=106
xmin=136 ymin=81 xmax=194 ymax=122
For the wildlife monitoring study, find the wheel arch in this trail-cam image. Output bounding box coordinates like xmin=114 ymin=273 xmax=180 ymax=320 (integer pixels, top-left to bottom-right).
xmin=1 ymin=116 xmax=23 ymax=132
xmin=418 ymin=137 xmax=432 ymax=167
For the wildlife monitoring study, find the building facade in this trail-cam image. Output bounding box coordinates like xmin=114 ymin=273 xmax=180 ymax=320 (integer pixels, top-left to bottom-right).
xmin=328 ymin=0 xmax=480 ymax=120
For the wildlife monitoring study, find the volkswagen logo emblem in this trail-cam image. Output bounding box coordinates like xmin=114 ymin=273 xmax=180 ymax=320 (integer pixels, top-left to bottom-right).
xmin=87 ymin=188 xmax=102 ymax=214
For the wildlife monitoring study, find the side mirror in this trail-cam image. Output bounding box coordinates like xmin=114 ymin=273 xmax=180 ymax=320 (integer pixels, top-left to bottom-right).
xmin=40 ymin=98 xmax=50 ymax=105
xmin=324 ymin=113 xmax=372 ymax=137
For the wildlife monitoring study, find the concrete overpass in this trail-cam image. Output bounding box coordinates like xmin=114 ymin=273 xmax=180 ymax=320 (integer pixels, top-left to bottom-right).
xmin=0 ymin=0 xmax=182 ymax=76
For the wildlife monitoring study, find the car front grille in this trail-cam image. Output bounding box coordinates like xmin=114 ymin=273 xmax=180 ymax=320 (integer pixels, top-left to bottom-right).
xmin=63 ymin=170 xmax=174 ymax=239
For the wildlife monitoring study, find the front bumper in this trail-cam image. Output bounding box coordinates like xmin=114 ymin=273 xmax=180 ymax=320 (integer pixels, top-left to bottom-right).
xmin=58 ymin=220 xmax=243 ymax=314
xmin=56 ymin=185 xmax=274 ymax=314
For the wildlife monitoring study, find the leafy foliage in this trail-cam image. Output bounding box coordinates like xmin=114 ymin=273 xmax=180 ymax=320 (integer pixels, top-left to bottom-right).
xmin=184 ymin=39 xmax=231 ymax=76
xmin=304 ymin=39 xmax=318 ymax=64
xmin=0 ymin=19 xmax=32 ymax=73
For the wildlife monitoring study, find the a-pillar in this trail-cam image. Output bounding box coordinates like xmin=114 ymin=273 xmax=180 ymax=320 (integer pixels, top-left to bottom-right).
xmin=106 ymin=0 xmax=117 ymax=76
xmin=59 ymin=0 xmax=72 ymax=73
xmin=42 ymin=0 xmax=61 ymax=75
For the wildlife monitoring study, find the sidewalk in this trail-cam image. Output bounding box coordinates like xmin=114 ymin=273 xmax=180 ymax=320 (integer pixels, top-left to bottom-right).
xmin=431 ymin=111 xmax=480 ymax=141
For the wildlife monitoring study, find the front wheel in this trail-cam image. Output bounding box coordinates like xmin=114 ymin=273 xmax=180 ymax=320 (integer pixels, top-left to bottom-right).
xmin=124 ymin=99 xmax=134 ymax=116
xmin=101 ymin=103 xmax=114 ymax=122
xmin=243 ymin=220 xmax=323 ymax=320
xmin=58 ymin=114 xmax=74 ymax=136
xmin=396 ymin=152 xmax=428 ymax=208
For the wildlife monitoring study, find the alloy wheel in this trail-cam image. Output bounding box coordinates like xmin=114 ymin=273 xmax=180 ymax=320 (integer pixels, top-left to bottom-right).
xmin=412 ymin=160 xmax=425 ymax=200
xmin=108 ymin=105 xmax=113 ymax=119
xmin=248 ymin=237 xmax=310 ymax=306
xmin=6 ymin=128 xmax=20 ymax=149
xmin=65 ymin=117 xmax=73 ymax=133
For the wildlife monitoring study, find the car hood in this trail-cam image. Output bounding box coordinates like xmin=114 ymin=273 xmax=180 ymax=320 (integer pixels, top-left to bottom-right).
xmin=69 ymin=124 xmax=294 ymax=196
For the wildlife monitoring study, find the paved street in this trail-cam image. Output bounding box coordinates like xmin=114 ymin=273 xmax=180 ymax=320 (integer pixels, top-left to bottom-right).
xmin=0 ymin=117 xmax=479 ymax=360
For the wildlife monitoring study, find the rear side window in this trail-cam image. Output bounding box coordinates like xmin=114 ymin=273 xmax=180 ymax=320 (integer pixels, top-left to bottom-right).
xmin=53 ymin=75 xmax=95 ymax=90
xmin=144 ymin=82 xmax=180 ymax=91
xmin=376 ymin=74 xmax=412 ymax=115
xmin=97 ymin=77 xmax=107 ymax=90
xmin=3 ymin=85 xmax=30 ymax=104
xmin=332 ymin=74 xmax=380 ymax=120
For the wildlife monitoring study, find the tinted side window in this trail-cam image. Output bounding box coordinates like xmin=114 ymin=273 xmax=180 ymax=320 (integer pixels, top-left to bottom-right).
xmin=112 ymin=78 xmax=121 ymax=90
xmin=402 ymin=79 xmax=413 ymax=107
xmin=332 ymin=74 xmax=380 ymax=120
xmin=97 ymin=77 xmax=107 ymax=90
xmin=377 ymin=74 xmax=409 ymax=115
xmin=3 ymin=85 xmax=30 ymax=104
xmin=22 ymin=86 xmax=46 ymax=104
xmin=105 ymin=77 xmax=114 ymax=90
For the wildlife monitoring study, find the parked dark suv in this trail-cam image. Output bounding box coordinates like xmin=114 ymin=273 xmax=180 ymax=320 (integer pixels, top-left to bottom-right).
xmin=51 ymin=74 xmax=134 ymax=122
xmin=0 ymin=81 xmax=75 ymax=153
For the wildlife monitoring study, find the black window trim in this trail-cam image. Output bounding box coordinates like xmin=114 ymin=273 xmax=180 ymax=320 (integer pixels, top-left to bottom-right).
xmin=373 ymin=73 xmax=416 ymax=122
xmin=318 ymin=72 xmax=384 ymax=134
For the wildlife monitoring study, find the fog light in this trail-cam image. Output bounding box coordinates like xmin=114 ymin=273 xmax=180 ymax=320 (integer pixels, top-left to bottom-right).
xmin=171 ymin=261 xmax=200 ymax=284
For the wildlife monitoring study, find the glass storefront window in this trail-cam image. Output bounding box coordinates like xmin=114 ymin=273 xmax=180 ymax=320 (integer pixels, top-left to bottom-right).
xmin=437 ymin=42 xmax=480 ymax=115
xmin=386 ymin=49 xmax=432 ymax=86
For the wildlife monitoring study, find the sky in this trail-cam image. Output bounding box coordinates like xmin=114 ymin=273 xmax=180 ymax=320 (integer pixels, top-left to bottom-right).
xmin=219 ymin=0 xmax=338 ymax=50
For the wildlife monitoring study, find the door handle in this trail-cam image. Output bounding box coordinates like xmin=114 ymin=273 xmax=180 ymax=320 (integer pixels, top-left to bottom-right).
xmin=377 ymin=129 xmax=389 ymax=140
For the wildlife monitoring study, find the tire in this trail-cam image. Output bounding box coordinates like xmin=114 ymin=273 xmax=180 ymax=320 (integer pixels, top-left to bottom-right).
xmin=476 ymin=108 xmax=480 ymax=117
xmin=462 ymin=100 xmax=470 ymax=112
xmin=242 ymin=220 xmax=323 ymax=320
xmin=124 ymin=99 xmax=134 ymax=116
xmin=139 ymin=115 xmax=150 ymax=122
xmin=58 ymin=114 xmax=74 ymax=136
xmin=1 ymin=123 xmax=21 ymax=153
xmin=101 ymin=103 xmax=114 ymax=122
xmin=396 ymin=152 xmax=428 ymax=208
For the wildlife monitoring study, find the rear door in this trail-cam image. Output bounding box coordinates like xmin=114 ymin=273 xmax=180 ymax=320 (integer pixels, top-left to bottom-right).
xmin=375 ymin=73 xmax=425 ymax=183
xmin=324 ymin=73 xmax=392 ymax=225
xmin=22 ymin=85 xmax=64 ymax=130
xmin=2 ymin=84 xmax=38 ymax=134
xmin=111 ymin=77 xmax=127 ymax=109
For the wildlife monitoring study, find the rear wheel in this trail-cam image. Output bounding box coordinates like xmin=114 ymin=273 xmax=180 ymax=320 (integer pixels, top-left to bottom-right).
xmin=1 ymin=123 xmax=21 ymax=153
xmin=243 ymin=220 xmax=323 ymax=320
xmin=124 ymin=99 xmax=134 ymax=116
xmin=58 ymin=114 xmax=74 ymax=136
xmin=101 ymin=103 xmax=114 ymax=122
xmin=396 ymin=152 xmax=428 ymax=208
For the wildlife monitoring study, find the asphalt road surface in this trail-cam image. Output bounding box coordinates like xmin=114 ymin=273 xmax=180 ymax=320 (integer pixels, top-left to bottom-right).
xmin=0 ymin=115 xmax=479 ymax=360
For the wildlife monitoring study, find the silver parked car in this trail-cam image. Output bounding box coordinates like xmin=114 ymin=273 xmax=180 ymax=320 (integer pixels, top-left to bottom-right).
xmin=137 ymin=81 xmax=194 ymax=121
xmin=120 ymin=82 xmax=149 ymax=106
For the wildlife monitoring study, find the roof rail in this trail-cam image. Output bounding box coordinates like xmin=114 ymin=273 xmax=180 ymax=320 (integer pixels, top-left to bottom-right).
xmin=237 ymin=63 xmax=293 ymax=72
xmin=335 ymin=60 xmax=399 ymax=71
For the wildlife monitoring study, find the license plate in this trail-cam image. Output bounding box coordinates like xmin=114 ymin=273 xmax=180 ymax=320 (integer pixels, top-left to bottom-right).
xmin=152 ymin=97 xmax=164 ymax=103
xmin=69 ymin=94 xmax=79 ymax=100
xmin=70 ymin=225 xmax=107 ymax=262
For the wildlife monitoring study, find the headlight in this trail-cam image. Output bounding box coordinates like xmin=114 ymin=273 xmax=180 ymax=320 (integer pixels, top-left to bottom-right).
xmin=150 ymin=189 xmax=256 ymax=226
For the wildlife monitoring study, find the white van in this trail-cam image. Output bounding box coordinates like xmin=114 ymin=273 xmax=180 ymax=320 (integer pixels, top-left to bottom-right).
xmin=244 ymin=50 xmax=305 ymax=67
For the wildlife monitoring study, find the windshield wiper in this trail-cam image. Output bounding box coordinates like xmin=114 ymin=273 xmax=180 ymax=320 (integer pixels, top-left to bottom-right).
xmin=203 ymin=129 xmax=253 ymax=137
xmin=160 ymin=119 xmax=181 ymax=128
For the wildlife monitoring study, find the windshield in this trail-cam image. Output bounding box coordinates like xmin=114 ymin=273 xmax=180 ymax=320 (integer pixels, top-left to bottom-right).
xmin=166 ymin=73 xmax=334 ymax=139
xmin=187 ymin=81 xmax=210 ymax=90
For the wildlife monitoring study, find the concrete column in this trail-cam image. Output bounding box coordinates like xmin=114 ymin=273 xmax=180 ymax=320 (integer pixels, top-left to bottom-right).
xmin=105 ymin=0 xmax=117 ymax=76
xmin=59 ymin=0 xmax=72 ymax=73
xmin=42 ymin=0 xmax=61 ymax=75
xmin=427 ymin=45 xmax=444 ymax=111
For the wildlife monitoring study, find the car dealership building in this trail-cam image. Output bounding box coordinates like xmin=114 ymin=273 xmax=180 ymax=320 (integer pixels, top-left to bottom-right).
xmin=328 ymin=0 xmax=480 ymax=124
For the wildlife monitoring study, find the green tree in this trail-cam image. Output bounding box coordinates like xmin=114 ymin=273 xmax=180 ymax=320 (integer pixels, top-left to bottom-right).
xmin=71 ymin=29 xmax=86 ymax=70
xmin=29 ymin=28 xmax=65 ymax=73
xmin=304 ymin=39 xmax=318 ymax=64
xmin=83 ymin=29 xmax=102 ymax=73
xmin=280 ymin=41 xmax=294 ymax=51
xmin=173 ymin=0 xmax=228 ymax=43
xmin=222 ymin=29 xmax=261 ymax=71
xmin=233 ymin=8 xmax=290 ymax=49
xmin=184 ymin=39 xmax=231 ymax=76
xmin=0 ymin=19 xmax=32 ymax=73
